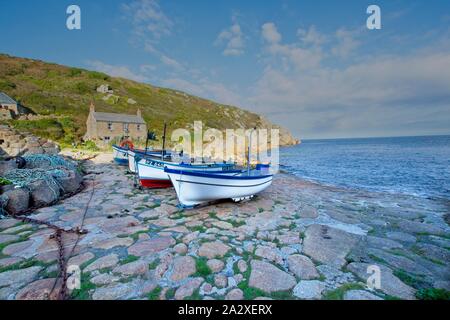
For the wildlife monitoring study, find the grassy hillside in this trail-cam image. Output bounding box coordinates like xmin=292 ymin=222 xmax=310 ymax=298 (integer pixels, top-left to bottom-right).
xmin=0 ymin=53 xmax=297 ymax=148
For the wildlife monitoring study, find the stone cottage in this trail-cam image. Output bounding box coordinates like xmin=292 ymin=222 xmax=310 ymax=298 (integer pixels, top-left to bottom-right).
xmin=85 ymin=104 xmax=147 ymax=144
xmin=0 ymin=92 xmax=28 ymax=120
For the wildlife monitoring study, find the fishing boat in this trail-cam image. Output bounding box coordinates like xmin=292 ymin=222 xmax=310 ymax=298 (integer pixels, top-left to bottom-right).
xmin=165 ymin=167 xmax=273 ymax=207
xmin=136 ymin=158 xmax=237 ymax=188
xmin=112 ymin=145 xmax=130 ymax=166
xmin=127 ymin=149 xmax=172 ymax=173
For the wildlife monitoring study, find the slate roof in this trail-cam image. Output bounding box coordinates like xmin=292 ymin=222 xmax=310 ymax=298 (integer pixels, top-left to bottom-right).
xmin=0 ymin=92 xmax=17 ymax=105
xmin=93 ymin=112 xmax=146 ymax=124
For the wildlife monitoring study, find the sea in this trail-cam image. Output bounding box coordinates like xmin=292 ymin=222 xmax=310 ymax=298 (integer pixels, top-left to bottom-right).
xmin=280 ymin=135 xmax=450 ymax=204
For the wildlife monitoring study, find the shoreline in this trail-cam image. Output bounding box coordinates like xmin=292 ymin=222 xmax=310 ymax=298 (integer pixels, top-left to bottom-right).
xmin=0 ymin=152 xmax=449 ymax=300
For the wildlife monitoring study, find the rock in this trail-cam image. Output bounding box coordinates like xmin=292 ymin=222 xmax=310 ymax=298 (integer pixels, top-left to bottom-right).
xmin=68 ymin=252 xmax=95 ymax=267
xmin=347 ymin=262 xmax=416 ymax=300
xmin=386 ymin=232 xmax=416 ymax=243
xmin=303 ymin=224 xmax=360 ymax=268
xmin=90 ymin=274 xmax=120 ymax=286
xmin=0 ymin=257 xmax=23 ymax=268
xmin=113 ymin=260 xmax=148 ymax=276
xmin=16 ymin=278 xmax=62 ymax=300
xmin=198 ymin=241 xmax=230 ymax=259
xmin=128 ymin=237 xmax=175 ymax=257
xmin=29 ymin=180 xmax=59 ymax=207
xmin=367 ymin=248 xmax=432 ymax=276
xmin=344 ymin=290 xmax=383 ymax=300
xmin=249 ymin=260 xmax=296 ymax=293
xmin=174 ymin=277 xmax=203 ymax=300
xmin=173 ymin=243 xmax=188 ymax=254
xmin=414 ymin=243 xmax=450 ymax=263
xmin=84 ymin=254 xmax=119 ymax=272
xmin=0 ymin=160 xmax=18 ymax=175
xmin=92 ymin=283 xmax=134 ymax=300
xmin=237 ymin=260 xmax=248 ymax=273
xmin=0 ymin=187 xmax=30 ymax=214
xmin=55 ymin=169 xmax=83 ymax=194
xmin=316 ymin=265 xmax=356 ymax=288
xmin=214 ymin=274 xmax=228 ymax=288
xmin=397 ymin=220 xmax=445 ymax=236
xmin=2 ymin=240 xmax=34 ymax=257
xmin=255 ymin=245 xmax=283 ymax=265
xmin=0 ymin=234 xmax=19 ymax=243
xmin=212 ymin=221 xmax=234 ymax=230
xmin=170 ymin=256 xmax=196 ymax=281
xmin=0 ymin=266 xmax=42 ymax=288
xmin=367 ymin=236 xmax=403 ymax=250
xmin=93 ymin=237 xmax=134 ymax=250
xmin=226 ymin=288 xmax=244 ymax=300
xmin=298 ymin=205 xmax=319 ymax=219
xmin=293 ymin=280 xmax=326 ymax=299
xmin=207 ymin=259 xmax=225 ymax=273
xmin=287 ymin=254 xmax=319 ymax=280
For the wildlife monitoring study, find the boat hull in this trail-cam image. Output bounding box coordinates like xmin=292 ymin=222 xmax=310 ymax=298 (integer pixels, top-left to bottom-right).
xmin=136 ymin=159 xmax=237 ymax=189
xmin=112 ymin=146 xmax=129 ymax=166
xmin=165 ymin=169 xmax=273 ymax=207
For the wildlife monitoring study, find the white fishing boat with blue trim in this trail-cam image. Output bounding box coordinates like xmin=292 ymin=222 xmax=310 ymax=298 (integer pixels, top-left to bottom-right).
xmin=165 ymin=166 xmax=273 ymax=207
xmin=127 ymin=149 xmax=172 ymax=173
xmin=112 ymin=145 xmax=130 ymax=166
xmin=136 ymin=158 xmax=237 ymax=188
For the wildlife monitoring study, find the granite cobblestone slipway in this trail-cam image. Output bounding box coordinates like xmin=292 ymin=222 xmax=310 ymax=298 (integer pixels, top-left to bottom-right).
xmin=0 ymin=153 xmax=448 ymax=300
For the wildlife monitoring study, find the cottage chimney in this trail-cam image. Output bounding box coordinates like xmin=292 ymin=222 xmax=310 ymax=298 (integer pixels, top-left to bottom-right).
xmin=137 ymin=108 xmax=142 ymax=118
xmin=90 ymin=102 xmax=95 ymax=113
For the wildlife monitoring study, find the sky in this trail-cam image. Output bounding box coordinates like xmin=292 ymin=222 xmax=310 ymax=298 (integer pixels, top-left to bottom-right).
xmin=0 ymin=0 xmax=449 ymax=139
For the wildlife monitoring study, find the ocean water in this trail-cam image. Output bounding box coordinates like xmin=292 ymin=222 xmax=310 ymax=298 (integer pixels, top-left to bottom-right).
xmin=280 ymin=135 xmax=450 ymax=200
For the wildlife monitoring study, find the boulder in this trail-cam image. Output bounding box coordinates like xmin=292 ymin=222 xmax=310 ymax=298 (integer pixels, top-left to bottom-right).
xmin=0 ymin=160 xmax=18 ymax=175
xmin=55 ymin=169 xmax=83 ymax=194
xmin=303 ymin=224 xmax=361 ymax=268
xmin=249 ymin=260 xmax=296 ymax=293
xmin=287 ymin=254 xmax=319 ymax=280
xmin=0 ymin=187 xmax=30 ymax=214
xmin=29 ymin=179 xmax=59 ymax=207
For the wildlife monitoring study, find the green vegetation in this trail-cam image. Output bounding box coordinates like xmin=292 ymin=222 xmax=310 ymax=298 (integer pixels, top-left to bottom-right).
xmin=194 ymin=257 xmax=212 ymax=277
xmin=71 ymin=272 xmax=96 ymax=300
xmin=0 ymin=177 xmax=12 ymax=186
xmin=393 ymin=269 xmax=428 ymax=289
xmin=416 ymin=288 xmax=450 ymax=300
xmin=165 ymin=288 xmax=176 ymax=300
xmin=147 ymin=286 xmax=162 ymax=300
xmin=0 ymin=53 xmax=286 ymax=147
xmin=119 ymin=255 xmax=140 ymax=265
xmin=322 ymin=283 xmax=365 ymax=300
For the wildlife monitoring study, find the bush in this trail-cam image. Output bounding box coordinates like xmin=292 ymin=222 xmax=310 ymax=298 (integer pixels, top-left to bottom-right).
xmin=88 ymin=71 xmax=109 ymax=80
xmin=11 ymin=118 xmax=64 ymax=141
xmin=68 ymin=68 xmax=83 ymax=77
xmin=74 ymin=82 xmax=92 ymax=94
xmin=0 ymin=80 xmax=16 ymax=90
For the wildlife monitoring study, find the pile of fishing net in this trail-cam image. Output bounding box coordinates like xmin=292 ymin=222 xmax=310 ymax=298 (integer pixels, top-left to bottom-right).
xmin=0 ymin=154 xmax=83 ymax=216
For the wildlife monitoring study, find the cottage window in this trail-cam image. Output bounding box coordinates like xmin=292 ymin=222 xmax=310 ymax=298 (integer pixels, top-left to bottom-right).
xmin=137 ymin=124 xmax=141 ymax=131
xmin=108 ymin=122 xmax=113 ymax=130
xmin=104 ymin=136 xmax=111 ymax=142
xmin=124 ymin=123 xmax=129 ymax=133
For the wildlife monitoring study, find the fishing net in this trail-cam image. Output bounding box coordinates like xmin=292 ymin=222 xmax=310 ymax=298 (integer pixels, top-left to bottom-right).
xmin=23 ymin=154 xmax=77 ymax=171
xmin=0 ymin=155 xmax=78 ymax=216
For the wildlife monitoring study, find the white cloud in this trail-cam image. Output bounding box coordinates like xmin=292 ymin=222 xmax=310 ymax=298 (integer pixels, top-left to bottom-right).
xmin=215 ymin=21 xmax=245 ymax=56
xmin=262 ymin=22 xmax=282 ymax=44
xmin=160 ymin=55 xmax=184 ymax=71
xmin=123 ymin=0 xmax=173 ymax=41
xmin=331 ymin=28 xmax=360 ymax=58
xmin=161 ymin=77 xmax=242 ymax=107
xmin=86 ymin=60 xmax=149 ymax=82
xmin=297 ymin=25 xmax=327 ymax=47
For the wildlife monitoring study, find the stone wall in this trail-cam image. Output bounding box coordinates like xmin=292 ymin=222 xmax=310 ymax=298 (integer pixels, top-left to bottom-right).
xmin=0 ymin=125 xmax=60 ymax=158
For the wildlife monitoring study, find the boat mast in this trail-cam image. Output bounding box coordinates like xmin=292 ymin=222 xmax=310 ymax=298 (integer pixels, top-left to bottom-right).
xmin=247 ymin=127 xmax=256 ymax=175
xmin=161 ymin=122 xmax=167 ymax=160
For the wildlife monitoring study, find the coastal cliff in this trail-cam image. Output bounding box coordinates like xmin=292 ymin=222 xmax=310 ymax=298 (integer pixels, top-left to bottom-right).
xmin=0 ymin=53 xmax=298 ymax=147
